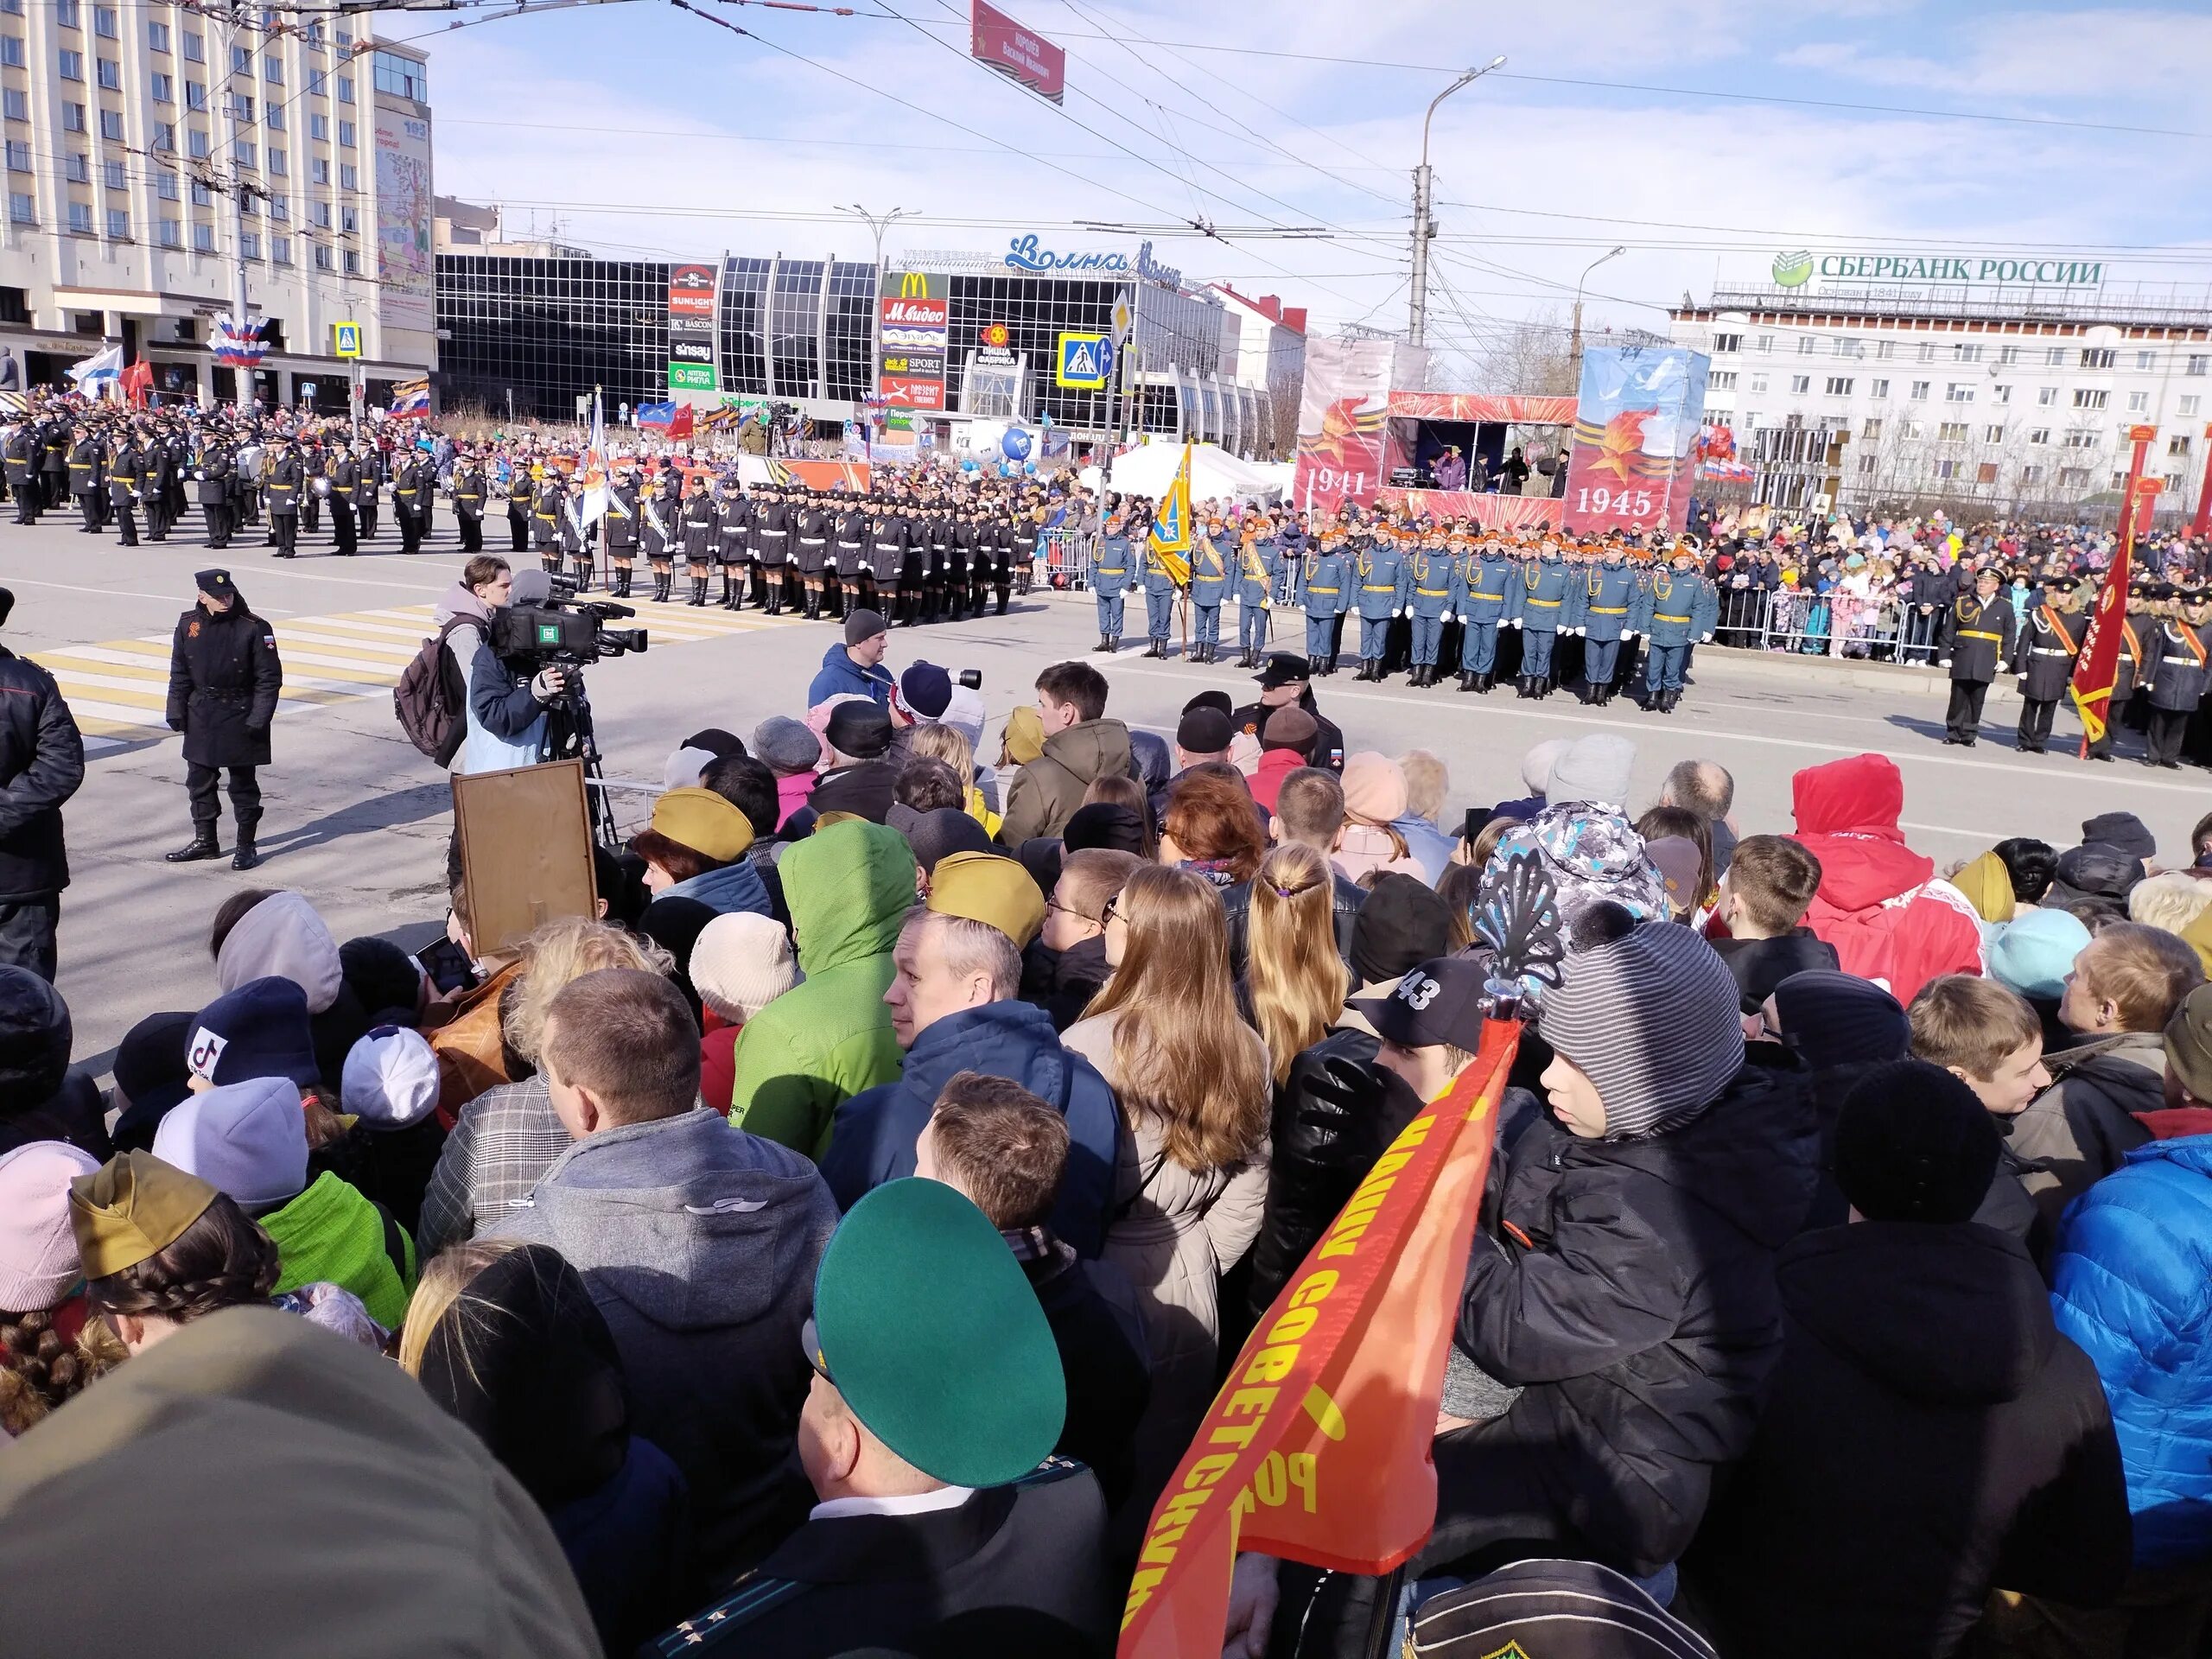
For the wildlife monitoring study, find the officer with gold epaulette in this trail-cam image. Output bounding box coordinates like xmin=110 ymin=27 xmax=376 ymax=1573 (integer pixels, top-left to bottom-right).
xmin=1936 ymin=564 xmax=2018 ymax=747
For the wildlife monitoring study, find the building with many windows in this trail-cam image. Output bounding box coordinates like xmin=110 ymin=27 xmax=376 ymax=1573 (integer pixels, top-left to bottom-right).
xmin=0 ymin=3 xmax=431 ymax=405
xmin=1671 ymin=271 xmax=2210 ymax=518
xmin=436 ymin=232 xmax=1296 ymax=454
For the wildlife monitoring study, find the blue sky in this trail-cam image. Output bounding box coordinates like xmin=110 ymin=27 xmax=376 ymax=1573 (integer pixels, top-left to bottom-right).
xmin=410 ymin=0 xmax=2210 ymax=375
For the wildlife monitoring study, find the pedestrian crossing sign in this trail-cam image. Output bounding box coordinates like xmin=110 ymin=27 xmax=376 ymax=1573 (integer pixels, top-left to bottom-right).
xmin=1056 ymin=331 xmax=1111 ymax=389
xmin=333 ymin=321 xmax=361 ymax=359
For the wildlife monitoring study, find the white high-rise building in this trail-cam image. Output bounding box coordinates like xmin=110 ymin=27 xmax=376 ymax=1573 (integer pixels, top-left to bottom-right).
xmin=1671 ymin=260 xmax=2209 ymax=519
xmin=0 ymin=2 xmax=432 ymax=407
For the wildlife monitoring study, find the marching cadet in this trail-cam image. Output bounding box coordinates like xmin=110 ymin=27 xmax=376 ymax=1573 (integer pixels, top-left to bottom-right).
xmin=191 ymin=428 xmax=232 ymax=549
xmin=1299 ymin=529 xmax=1351 ymax=676
xmin=923 ymin=499 xmax=952 ymax=623
xmin=449 ymin=449 xmax=487 ymax=556
xmin=1936 ymin=565 xmax=2017 ymax=747
xmin=753 ymin=481 xmax=792 ymax=614
xmin=1507 ymin=537 xmax=1573 ymax=698
xmin=105 ymin=427 xmax=142 ymax=548
xmin=963 ymin=505 xmax=993 ymax=620
xmin=531 ymin=463 xmax=564 ymax=575
xmin=792 ymin=487 xmax=831 ymax=619
xmin=1404 ymin=530 xmax=1454 ymax=687
xmin=1454 ymin=533 xmax=1514 ymax=694
xmin=1571 ymin=539 xmax=1643 ymax=706
xmin=325 ymin=441 xmax=360 ymax=556
xmin=505 ymin=455 xmax=533 ymax=553
xmin=1349 ymin=526 xmax=1408 ymax=683
xmin=2088 ymin=580 xmax=2150 ymax=763
xmin=67 ymin=423 xmax=105 ymax=533
xmin=1232 ymin=518 xmax=1278 ymax=671
xmin=715 ymin=474 xmax=750 ymax=611
xmin=992 ymin=507 xmax=1020 ymax=615
xmin=38 ymin=415 xmax=67 ymax=513
xmin=4 ymin=418 xmax=38 ymax=524
xmin=1089 ymin=512 xmax=1133 ymax=654
xmin=1634 ymin=541 xmax=1718 ymax=714
xmin=354 ymin=445 xmax=383 ymax=541
xmin=264 ymin=437 xmax=302 ymax=558
xmin=602 ymin=461 xmax=639 ymax=598
xmin=164 ymin=569 xmax=282 ymax=872
xmin=2141 ymin=585 xmax=2209 ymax=771
xmin=297 ymin=435 xmax=323 ymax=538
xmin=643 ymin=461 xmax=682 ymax=603
xmin=681 ymin=468 xmax=716 ymax=607
xmin=1187 ymin=516 xmax=1230 ymax=664
xmin=893 ymin=494 xmax=927 ymax=626
xmin=867 ymin=496 xmax=907 ymax=622
xmin=1139 ymin=519 xmax=1181 ymax=659
xmin=392 ymin=446 xmax=430 ymax=556
xmin=830 ymin=493 xmax=868 ymax=620
xmin=2012 ymin=578 xmax=2083 ymax=754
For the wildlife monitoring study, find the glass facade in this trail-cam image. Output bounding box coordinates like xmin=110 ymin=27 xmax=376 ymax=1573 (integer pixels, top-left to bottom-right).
xmin=435 ymin=247 xmax=1264 ymax=439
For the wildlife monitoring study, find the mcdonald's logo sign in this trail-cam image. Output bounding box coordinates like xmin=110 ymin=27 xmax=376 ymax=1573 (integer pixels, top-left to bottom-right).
xmin=885 ymin=267 xmax=943 ymax=302
xmin=898 ymin=270 xmax=929 ymax=299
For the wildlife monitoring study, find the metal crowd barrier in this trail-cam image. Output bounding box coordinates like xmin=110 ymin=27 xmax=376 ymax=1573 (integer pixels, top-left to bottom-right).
xmin=1040 ymin=528 xmax=1098 ymax=591
xmin=1707 ymin=584 xmax=1928 ymax=663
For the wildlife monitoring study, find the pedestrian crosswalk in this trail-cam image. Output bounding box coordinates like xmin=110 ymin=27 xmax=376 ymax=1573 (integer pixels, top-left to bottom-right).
xmin=41 ymin=599 xmax=806 ymax=754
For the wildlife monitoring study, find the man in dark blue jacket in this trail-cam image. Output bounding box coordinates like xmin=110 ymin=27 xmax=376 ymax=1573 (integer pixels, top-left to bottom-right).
xmin=0 ymin=588 xmax=83 ymax=979
xmin=805 ymin=608 xmax=893 ymax=708
xmin=819 ymin=909 xmax=1122 ymax=1258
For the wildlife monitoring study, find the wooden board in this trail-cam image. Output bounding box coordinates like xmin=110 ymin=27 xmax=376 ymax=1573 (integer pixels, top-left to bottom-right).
xmin=452 ymin=759 xmax=599 ymax=955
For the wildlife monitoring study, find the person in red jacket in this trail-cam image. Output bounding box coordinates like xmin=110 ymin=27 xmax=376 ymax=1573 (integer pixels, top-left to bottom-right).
xmin=1788 ymin=753 xmax=1983 ymax=1003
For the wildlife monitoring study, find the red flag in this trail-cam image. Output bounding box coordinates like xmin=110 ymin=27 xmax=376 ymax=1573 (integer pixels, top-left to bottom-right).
xmin=119 ymin=358 xmax=152 ymax=408
xmin=2072 ymin=427 xmax=2158 ymax=752
xmin=669 ymin=404 xmax=695 ymax=442
xmin=1116 ymin=1021 xmax=1521 ymax=1658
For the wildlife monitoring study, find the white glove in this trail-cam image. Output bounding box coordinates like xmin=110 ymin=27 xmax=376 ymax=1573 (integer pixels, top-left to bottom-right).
xmin=1571 ymin=626 xmax=1585 ymax=636
xmin=1400 ymin=606 xmax=1412 ymax=619
xmin=1509 ymin=617 xmax=1522 ymax=628
xmin=1937 ymin=657 xmax=1951 ymax=667
xmin=1700 ymin=633 xmax=1715 ymax=644
xmin=1457 ymin=613 xmax=1469 ymax=624
xmin=1624 ymin=628 xmax=1639 ymax=639
xmin=192 ymin=470 xmax=206 ymax=481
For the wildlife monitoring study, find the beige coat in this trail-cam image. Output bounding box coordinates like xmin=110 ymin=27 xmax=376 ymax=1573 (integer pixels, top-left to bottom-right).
xmin=1062 ymin=1007 xmax=1270 ymax=1533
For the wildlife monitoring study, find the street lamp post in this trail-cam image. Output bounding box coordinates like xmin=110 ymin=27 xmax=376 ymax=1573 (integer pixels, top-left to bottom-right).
xmin=1408 ymin=55 xmax=1505 ymax=350
xmin=842 ymin=202 xmax=913 ymax=403
xmin=1568 ymin=245 xmax=1627 ymax=387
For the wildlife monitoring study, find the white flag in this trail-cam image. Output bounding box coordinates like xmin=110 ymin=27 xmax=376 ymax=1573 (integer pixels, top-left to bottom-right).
xmin=67 ymin=342 xmax=122 ymax=397
xmin=578 ymin=390 xmax=610 ymax=529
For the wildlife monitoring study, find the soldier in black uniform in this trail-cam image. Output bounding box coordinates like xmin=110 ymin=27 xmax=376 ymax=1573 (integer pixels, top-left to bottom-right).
xmin=715 ymin=475 xmax=750 ymax=611
xmin=2011 ymin=578 xmax=2082 ymax=753
xmin=264 ymin=438 xmax=302 ymax=557
xmin=326 ymin=442 xmax=360 ymax=556
xmin=67 ymin=424 xmax=103 ymax=533
xmin=893 ymin=496 xmax=926 ymax=626
xmin=392 ymin=448 xmax=430 ymax=555
xmin=142 ymin=423 xmax=177 ymax=542
xmin=679 ymin=470 xmax=715 ymax=607
xmin=531 ymin=466 xmax=563 ymax=576
xmin=557 ymin=467 xmax=589 ymax=592
xmin=1936 ymin=565 xmax=2016 ymax=747
xmin=989 ymin=509 xmax=1018 ymax=616
xmin=164 ymin=569 xmax=283 ymax=871
xmin=793 ymin=487 xmax=832 ymax=618
xmin=753 ymin=482 xmax=791 ymax=613
xmin=38 ymin=416 xmax=67 ymax=514
xmin=3 ymin=419 xmax=38 ymax=524
xmin=106 ymin=429 xmax=142 ymax=547
xmin=355 ymin=446 xmax=382 ymax=541
xmin=602 ymin=461 xmax=639 ymax=598
xmin=831 ymin=494 xmax=868 ymax=620
xmin=192 ymin=429 xmax=232 ymax=549
xmin=643 ymin=461 xmax=681 ymax=603
xmin=297 ymin=435 xmax=323 ymax=537
xmin=505 ymin=457 xmax=532 ymax=552
xmin=2142 ymin=586 xmax=2210 ymax=770
xmin=449 ymin=450 xmax=486 ymax=554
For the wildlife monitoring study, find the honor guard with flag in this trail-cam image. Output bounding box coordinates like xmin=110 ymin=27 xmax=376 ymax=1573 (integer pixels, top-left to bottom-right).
xmin=2085 ymin=582 xmax=2151 ymax=763
xmin=1232 ymin=520 xmax=1278 ymax=670
xmin=2141 ymin=586 xmax=2210 ymax=769
xmin=1089 ymin=512 xmax=1132 ymax=653
xmin=1936 ymin=566 xmax=2017 ymax=747
xmin=1187 ymin=514 xmax=1230 ymax=664
xmin=2012 ymin=580 xmax=2083 ymax=753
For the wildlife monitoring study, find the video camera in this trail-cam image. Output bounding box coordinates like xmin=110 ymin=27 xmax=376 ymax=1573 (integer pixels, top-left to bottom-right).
xmin=488 ymin=575 xmax=649 ymax=666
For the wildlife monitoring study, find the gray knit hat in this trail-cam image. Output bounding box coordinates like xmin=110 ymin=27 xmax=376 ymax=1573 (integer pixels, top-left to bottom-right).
xmin=1538 ymin=923 xmax=1745 ymax=1139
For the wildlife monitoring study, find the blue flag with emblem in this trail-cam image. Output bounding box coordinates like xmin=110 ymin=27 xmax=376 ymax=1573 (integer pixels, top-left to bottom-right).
xmin=1148 ymin=443 xmax=1192 ymax=588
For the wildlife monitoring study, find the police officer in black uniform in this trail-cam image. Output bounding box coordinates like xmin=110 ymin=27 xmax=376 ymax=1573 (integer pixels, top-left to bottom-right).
xmin=193 ymin=429 xmax=232 ymax=549
xmin=2142 ymin=585 xmax=2211 ymax=770
xmin=67 ymin=423 xmax=104 ymax=532
xmin=106 ymin=427 xmax=142 ymax=547
xmin=142 ymin=422 xmax=177 ymax=542
xmin=831 ymin=493 xmax=868 ymax=619
xmin=715 ymin=474 xmax=751 ymax=611
xmin=164 ymin=569 xmax=283 ymax=870
xmin=1936 ymin=564 xmax=2017 ymax=747
xmin=794 ymin=487 xmax=832 ymax=618
xmin=505 ymin=455 xmax=532 ymax=553
xmin=392 ymin=446 xmax=429 ymax=554
xmin=753 ymin=481 xmax=791 ymax=613
xmin=3 ymin=419 xmax=39 ymax=524
xmin=326 ymin=441 xmax=360 ymax=556
xmin=449 ymin=449 xmax=486 ymax=554
xmin=264 ymin=437 xmax=302 ymax=557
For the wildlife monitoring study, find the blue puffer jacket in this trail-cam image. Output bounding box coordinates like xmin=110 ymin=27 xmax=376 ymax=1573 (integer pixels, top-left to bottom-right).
xmin=2050 ymin=1134 xmax=2212 ymax=1568
xmin=804 ymin=641 xmax=892 ymax=709
xmin=660 ymin=857 xmax=770 ymax=918
xmin=817 ymin=1000 xmax=1122 ymax=1258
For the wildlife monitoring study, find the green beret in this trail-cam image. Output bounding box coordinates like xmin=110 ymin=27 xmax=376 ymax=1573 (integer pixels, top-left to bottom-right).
xmin=810 ymin=1179 xmax=1064 ymax=1488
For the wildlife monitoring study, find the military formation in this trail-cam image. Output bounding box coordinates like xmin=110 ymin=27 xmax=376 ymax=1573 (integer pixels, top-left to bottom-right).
xmin=1087 ymin=511 xmax=1722 ymax=714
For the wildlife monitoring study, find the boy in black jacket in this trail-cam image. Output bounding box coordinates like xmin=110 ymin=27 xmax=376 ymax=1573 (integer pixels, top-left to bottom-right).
xmin=1707 ymin=834 xmax=1838 ymax=1014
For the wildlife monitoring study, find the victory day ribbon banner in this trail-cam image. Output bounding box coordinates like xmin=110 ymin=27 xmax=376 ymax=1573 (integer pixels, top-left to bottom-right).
xmin=1116 ymin=1020 xmax=1522 ymax=1657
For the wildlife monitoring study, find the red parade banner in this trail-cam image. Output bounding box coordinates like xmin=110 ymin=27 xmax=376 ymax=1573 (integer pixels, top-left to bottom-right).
xmin=2071 ymin=423 xmax=2158 ymax=752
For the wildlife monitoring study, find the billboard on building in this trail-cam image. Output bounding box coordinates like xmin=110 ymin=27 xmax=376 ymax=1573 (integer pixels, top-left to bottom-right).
xmin=1562 ymin=345 xmax=1708 ymax=536
xmin=1290 ymin=336 xmax=1395 ymax=512
xmin=667 ymin=261 xmax=721 ymax=403
xmin=372 ymin=110 xmax=435 ymax=334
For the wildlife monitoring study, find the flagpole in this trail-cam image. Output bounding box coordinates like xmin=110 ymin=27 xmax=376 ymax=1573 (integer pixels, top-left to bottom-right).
xmin=2073 ymin=423 xmax=2157 ymax=760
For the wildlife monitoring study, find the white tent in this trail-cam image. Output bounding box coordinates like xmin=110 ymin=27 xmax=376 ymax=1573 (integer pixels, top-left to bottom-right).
xmin=1079 ymin=441 xmax=1284 ymax=505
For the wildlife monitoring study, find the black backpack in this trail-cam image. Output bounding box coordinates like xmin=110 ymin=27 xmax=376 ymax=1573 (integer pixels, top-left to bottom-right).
xmin=393 ymin=615 xmax=476 ymax=766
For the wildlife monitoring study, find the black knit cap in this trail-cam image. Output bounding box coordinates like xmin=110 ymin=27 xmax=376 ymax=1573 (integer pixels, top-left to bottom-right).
xmin=1834 ymin=1060 xmax=2001 ymax=1224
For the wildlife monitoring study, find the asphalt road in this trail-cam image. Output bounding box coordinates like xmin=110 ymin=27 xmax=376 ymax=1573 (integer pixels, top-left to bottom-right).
xmin=7 ymin=505 xmax=2201 ymax=1065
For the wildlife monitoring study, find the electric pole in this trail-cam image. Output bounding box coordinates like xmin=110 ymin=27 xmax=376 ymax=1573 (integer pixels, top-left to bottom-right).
xmin=211 ymin=0 xmax=256 ymax=411
xmin=1408 ymin=57 xmax=1504 ymax=349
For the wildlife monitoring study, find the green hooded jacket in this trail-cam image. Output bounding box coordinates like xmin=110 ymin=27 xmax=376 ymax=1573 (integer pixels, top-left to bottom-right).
xmin=728 ymin=820 xmax=917 ymax=1160
xmin=261 ymin=1169 xmax=418 ymax=1331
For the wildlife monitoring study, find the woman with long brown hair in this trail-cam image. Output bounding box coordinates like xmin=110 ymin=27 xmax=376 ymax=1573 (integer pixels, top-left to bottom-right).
xmin=1062 ymin=863 xmax=1270 ymax=1535
xmin=1157 ymin=765 xmax=1265 ymax=890
xmin=1244 ymin=842 xmax=1350 ymax=1090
